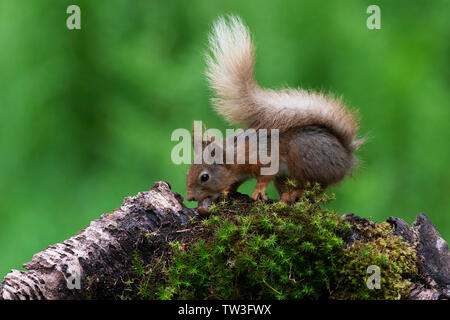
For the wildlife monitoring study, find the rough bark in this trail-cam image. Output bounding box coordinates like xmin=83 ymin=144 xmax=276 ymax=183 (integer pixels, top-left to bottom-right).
xmin=388 ymin=214 xmax=450 ymax=299
xmin=1 ymin=181 xmax=449 ymax=300
xmin=344 ymin=213 xmax=450 ymax=299
xmin=0 ymin=181 xmax=195 ymax=300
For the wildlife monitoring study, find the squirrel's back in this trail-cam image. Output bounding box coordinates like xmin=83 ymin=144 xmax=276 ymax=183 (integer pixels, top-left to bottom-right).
xmin=206 ymin=16 xmax=363 ymax=152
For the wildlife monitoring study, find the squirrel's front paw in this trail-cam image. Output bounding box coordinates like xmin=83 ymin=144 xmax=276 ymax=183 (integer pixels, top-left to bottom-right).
xmin=252 ymin=190 xmax=267 ymax=201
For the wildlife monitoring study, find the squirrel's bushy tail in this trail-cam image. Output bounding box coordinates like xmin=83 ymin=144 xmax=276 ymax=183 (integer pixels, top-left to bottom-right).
xmin=206 ymin=15 xmax=363 ymax=151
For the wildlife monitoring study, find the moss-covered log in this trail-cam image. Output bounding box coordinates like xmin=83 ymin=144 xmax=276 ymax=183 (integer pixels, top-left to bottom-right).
xmin=1 ymin=181 xmax=449 ymax=300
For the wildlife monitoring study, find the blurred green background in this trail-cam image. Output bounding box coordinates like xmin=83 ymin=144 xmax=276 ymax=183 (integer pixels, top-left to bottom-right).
xmin=0 ymin=0 xmax=448 ymax=279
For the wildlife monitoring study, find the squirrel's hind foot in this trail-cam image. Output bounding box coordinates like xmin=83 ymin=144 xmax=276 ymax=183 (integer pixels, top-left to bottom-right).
xmin=280 ymin=189 xmax=304 ymax=203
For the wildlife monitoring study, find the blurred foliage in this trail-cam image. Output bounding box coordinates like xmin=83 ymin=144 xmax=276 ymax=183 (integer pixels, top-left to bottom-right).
xmin=0 ymin=0 xmax=448 ymax=278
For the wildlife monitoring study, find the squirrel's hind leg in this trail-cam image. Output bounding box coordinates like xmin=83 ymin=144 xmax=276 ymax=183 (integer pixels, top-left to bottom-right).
xmin=280 ymin=189 xmax=304 ymax=203
xmin=275 ymin=176 xmax=304 ymax=203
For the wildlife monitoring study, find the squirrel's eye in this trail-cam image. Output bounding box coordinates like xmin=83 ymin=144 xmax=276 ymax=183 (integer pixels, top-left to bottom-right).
xmin=200 ymin=173 xmax=209 ymax=182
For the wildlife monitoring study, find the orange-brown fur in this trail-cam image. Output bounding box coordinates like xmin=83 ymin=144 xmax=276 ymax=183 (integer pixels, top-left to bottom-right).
xmin=186 ymin=16 xmax=364 ymax=211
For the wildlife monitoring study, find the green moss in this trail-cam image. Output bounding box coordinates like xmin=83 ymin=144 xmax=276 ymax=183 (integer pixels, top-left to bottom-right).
xmin=331 ymin=222 xmax=416 ymax=300
xmin=123 ymin=184 xmax=417 ymax=300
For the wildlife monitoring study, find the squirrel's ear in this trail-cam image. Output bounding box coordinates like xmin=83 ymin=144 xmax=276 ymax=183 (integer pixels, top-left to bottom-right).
xmin=206 ymin=135 xmax=216 ymax=144
xmin=202 ymin=137 xmax=216 ymax=148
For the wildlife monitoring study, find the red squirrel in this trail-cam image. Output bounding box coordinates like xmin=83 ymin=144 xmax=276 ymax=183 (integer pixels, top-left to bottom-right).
xmin=186 ymin=16 xmax=364 ymax=216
